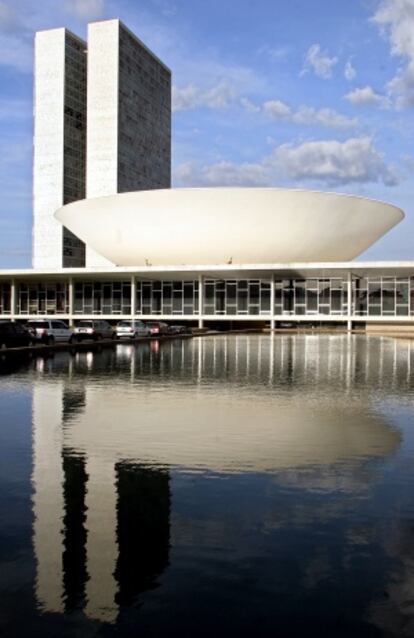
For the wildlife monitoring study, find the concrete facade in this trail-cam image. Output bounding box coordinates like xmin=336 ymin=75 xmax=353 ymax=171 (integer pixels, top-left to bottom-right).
xmin=85 ymin=20 xmax=171 ymax=268
xmin=33 ymin=29 xmax=87 ymax=270
xmin=32 ymin=20 xmax=171 ymax=270
xmin=56 ymin=188 xmax=404 ymax=267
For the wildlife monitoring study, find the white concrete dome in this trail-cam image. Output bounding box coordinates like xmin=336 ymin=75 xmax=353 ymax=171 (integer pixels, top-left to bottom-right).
xmin=55 ymin=188 xmax=404 ymax=266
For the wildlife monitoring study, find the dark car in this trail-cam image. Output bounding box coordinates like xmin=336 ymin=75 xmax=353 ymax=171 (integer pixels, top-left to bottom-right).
xmin=0 ymin=322 xmax=34 ymax=350
xmin=167 ymin=325 xmax=192 ymax=336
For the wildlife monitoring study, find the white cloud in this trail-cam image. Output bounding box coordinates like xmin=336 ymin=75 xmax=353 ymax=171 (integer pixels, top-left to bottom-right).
xmin=174 ymin=137 xmax=398 ymax=188
xmin=264 ymin=101 xmax=357 ymax=129
xmin=263 ymin=99 xmax=291 ymax=118
xmin=301 ymin=43 xmax=338 ymax=79
xmin=344 ymin=59 xmax=356 ymax=81
xmin=171 ymin=54 xmax=264 ymax=113
xmin=272 ymin=137 xmax=399 ymax=186
xmin=172 ymin=81 xmax=235 ymax=112
xmin=204 ymin=81 xmax=235 ymax=108
xmin=175 ymin=88 xmax=357 ymax=129
xmin=240 ymin=97 xmax=260 ymax=113
xmin=291 ymin=106 xmax=357 ymax=129
xmin=256 ymin=44 xmax=290 ymax=61
xmin=172 ymin=85 xmax=199 ymax=111
xmin=344 ymin=85 xmax=390 ymax=108
xmin=173 ymin=158 xmax=265 ymax=187
xmin=373 ymin=0 xmax=414 ymax=59
xmin=386 ymin=61 xmax=414 ymax=107
xmin=65 ymin=0 xmax=104 ymax=20
xmin=372 ymin=0 xmax=414 ymax=107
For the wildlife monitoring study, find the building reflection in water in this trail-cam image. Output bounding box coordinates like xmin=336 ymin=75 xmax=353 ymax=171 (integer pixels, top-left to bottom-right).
xmin=115 ymin=463 xmax=170 ymax=607
xmin=31 ymin=335 xmax=413 ymax=623
xmin=32 ymin=373 xmax=171 ymax=622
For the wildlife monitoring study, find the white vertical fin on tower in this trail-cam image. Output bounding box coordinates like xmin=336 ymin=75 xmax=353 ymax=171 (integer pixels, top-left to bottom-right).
xmin=33 ymin=29 xmax=66 ymax=268
xmin=86 ymin=20 xmax=120 ymax=268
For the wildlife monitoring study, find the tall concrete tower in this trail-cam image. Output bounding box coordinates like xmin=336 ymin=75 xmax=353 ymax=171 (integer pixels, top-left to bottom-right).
xmin=32 ymin=28 xmax=87 ymax=269
xmin=86 ymin=19 xmax=171 ymax=267
xmin=32 ymin=19 xmax=171 ymax=269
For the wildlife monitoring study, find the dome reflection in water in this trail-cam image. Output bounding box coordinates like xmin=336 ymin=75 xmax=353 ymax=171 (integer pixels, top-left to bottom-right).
xmin=3 ymin=334 xmax=414 ymax=636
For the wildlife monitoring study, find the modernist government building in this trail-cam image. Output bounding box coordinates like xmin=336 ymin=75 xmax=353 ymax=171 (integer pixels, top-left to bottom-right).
xmin=0 ymin=18 xmax=413 ymax=329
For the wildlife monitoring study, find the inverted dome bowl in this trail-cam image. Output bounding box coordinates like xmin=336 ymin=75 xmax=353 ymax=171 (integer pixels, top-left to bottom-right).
xmin=55 ymin=188 xmax=404 ymax=266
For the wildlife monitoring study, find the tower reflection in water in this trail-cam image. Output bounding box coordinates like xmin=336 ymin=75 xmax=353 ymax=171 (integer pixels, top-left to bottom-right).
xmin=31 ymin=335 xmax=413 ymax=623
xmin=32 ymin=372 xmax=170 ymax=622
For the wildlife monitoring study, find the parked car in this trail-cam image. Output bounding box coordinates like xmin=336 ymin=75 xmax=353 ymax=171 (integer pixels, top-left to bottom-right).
xmin=116 ymin=320 xmax=151 ymax=340
xmin=147 ymin=321 xmax=169 ymax=336
xmin=167 ymin=325 xmax=192 ymax=336
xmin=27 ymin=319 xmax=75 ymax=344
xmin=74 ymin=320 xmax=115 ymax=342
xmin=0 ymin=321 xmax=34 ymax=350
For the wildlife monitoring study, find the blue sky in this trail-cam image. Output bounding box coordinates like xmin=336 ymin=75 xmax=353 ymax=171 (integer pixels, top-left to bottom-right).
xmin=1 ymin=0 xmax=414 ymax=267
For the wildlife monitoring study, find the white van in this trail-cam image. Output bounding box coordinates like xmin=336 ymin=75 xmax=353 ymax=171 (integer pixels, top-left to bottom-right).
xmin=27 ymin=319 xmax=75 ymax=344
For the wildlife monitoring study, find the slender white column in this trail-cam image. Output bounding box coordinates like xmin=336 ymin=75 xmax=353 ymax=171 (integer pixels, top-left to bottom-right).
xmin=270 ymin=274 xmax=275 ymax=331
xmin=198 ymin=274 xmax=204 ymax=328
xmin=347 ymin=272 xmax=352 ymax=332
xmin=85 ymin=457 xmax=118 ymax=623
xmin=68 ymin=278 xmax=74 ymax=325
xmin=10 ymin=278 xmax=16 ymax=320
xmin=131 ymin=276 xmax=136 ymax=317
xmin=33 ymin=29 xmax=67 ymax=269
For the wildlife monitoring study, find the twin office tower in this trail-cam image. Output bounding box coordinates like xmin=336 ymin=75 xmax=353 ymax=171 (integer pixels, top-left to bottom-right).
xmin=33 ymin=19 xmax=171 ymax=269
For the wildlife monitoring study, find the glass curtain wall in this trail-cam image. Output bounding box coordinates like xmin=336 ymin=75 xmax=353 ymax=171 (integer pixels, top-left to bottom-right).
xmin=4 ymin=275 xmax=414 ymax=318
xmin=0 ymin=283 xmax=11 ymax=314
xmin=203 ymin=280 xmax=271 ymax=316
xmin=74 ymin=281 xmax=131 ymax=315
xmin=136 ymin=280 xmax=199 ymax=315
xmin=17 ymin=282 xmax=69 ymax=315
xmin=353 ymin=276 xmax=413 ymax=317
xmin=274 ymin=279 xmax=348 ymax=316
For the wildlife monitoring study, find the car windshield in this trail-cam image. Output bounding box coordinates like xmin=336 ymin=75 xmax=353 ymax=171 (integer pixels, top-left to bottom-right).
xmin=118 ymin=321 xmax=131 ymax=327
xmin=77 ymin=321 xmax=93 ymax=327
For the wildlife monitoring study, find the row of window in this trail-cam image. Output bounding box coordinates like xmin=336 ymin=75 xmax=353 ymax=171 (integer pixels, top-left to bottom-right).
xmin=1 ymin=277 xmax=413 ymax=317
xmin=275 ymin=279 xmax=347 ymax=316
xmin=138 ymin=280 xmax=199 ymax=315
xmin=354 ymin=277 xmax=412 ymax=316
xmin=74 ymin=282 xmax=132 ymax=315
xmin=17 ymin=283 xmax=69 ymax=315
xmin=204 ymin=280 xmax=271 ymax=315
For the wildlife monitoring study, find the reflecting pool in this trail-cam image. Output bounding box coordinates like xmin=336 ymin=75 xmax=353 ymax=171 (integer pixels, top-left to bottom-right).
xmin=1 ymin=335 xmax=414 ymax=637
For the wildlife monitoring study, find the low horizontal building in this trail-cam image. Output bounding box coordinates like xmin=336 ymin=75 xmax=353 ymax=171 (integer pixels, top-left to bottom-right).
xmin=0 ymin=261 xmax=413 ymax=330
xmin=1 ymin=187 xmax=413 ymax=330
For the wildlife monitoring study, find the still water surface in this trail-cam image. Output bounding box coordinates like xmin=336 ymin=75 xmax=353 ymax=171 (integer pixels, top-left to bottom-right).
xmin=1 ymin=335 xmax=414 ymax=637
